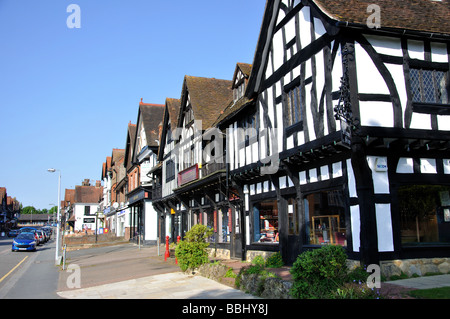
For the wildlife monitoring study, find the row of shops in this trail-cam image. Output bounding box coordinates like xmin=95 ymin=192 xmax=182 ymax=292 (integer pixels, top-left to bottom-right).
xmin=102 ymin=0 xmax=450 ymax=272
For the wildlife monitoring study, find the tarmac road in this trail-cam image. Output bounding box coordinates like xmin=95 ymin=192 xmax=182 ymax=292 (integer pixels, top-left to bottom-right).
xmin=0 ymin=236 xmax=60 ymax=299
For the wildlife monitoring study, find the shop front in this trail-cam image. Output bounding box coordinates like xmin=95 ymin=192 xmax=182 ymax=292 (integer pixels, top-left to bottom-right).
xmin=127 ymin=187 xmax=159 ymax=245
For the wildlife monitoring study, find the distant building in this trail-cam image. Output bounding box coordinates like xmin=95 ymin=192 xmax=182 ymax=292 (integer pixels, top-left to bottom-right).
xmin=70 ymin=179 xmax=103 ymax=233
xmin=18 ymin=214 xmax=53 ymax=227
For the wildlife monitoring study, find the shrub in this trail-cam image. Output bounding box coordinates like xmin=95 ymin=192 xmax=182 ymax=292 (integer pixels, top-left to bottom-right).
xmin=266 ymin=252 xmax=284 ymax=268
xmin=251 ymin=255 xmax=266 ymax=267
xmin=290 ymin=245 xmax=348 ymax=299
xmin=175 ymin=224 xmax=213 ymax=272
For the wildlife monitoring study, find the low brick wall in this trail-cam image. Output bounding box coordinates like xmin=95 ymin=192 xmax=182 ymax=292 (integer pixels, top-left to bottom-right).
xmin=64 ymin=233 xmax=126 ymax=250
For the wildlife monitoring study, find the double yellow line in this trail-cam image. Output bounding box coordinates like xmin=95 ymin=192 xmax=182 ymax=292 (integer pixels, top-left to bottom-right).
xmin=0 ymin=256 xmax=28 ymax=284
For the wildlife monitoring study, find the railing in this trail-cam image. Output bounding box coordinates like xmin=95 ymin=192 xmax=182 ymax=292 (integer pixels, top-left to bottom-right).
xmin=200 ymin=160 xmax=226 ymax=177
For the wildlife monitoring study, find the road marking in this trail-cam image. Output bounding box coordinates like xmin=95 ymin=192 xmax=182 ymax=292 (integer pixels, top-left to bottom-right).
xmin=0 ymin=256 xmax=28 ymax=284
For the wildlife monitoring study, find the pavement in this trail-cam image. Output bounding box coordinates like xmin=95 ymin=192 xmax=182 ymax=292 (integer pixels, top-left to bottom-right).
xmin=55 ymin=241 xmax=450 ymax=299
xmin=385 ymin=274 xmax=450 ymax=290
xmin=56 ymin=242 xmax=257 ymax=299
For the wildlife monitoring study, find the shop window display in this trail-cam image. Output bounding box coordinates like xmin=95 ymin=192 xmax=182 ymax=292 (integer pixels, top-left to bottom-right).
xmin=305 ymin=190 xmax=346 ymax=246
xmin=253 ymin=200 xmax=279 ymax=243
xmin=206 ymin=211 xmax=215 ymax=243
xmin=398 ymin=185 xmax=450 ymax=245
xmin=218 ymin=208 xmax=230 ymax=243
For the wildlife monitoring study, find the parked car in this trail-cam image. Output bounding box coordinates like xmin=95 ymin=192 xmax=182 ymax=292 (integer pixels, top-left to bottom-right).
xmin=12 ymin=233 xmax=37 ymax=252
xmin=41 ymin=227 xmax=52 ymax=240
xmin=7 ymin=229 xmax=19 ymax=237
xmin=19 ymin=227 xmax=40 ymax=245
xmin=35 ymin=229 xmax=45 ymax=244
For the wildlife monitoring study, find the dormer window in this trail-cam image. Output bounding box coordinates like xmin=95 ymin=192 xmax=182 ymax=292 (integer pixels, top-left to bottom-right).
xmin=184 ymin=107 xmax=194 ymax=127
xmin=233 ymin=81 xmax=246 ymax=102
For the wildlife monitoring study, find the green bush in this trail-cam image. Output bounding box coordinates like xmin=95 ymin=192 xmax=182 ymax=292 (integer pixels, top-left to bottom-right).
xmin=266 ymin=252 xmax=284 ymax=268
xmin=290 ymin=245 xmax=348 ymax=299
xmin=175 ymin=224 xmax=213 ymax=272
xmin=251 ymin=255 xmax=266 ymax=267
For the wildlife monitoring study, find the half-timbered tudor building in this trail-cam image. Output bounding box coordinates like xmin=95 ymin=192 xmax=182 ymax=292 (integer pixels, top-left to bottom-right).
xmin=224 ymin=0 xmax=450 ymax=269
xmin=128 ymin=100 xmax=165 ymax=244
xmin=213 ymin=62 xmax=255 ymax=259
xmin=123 ymin=121 xmax=138 ymax=240
xmin=151 ymin=98 xmax=180 ymax=243
xmin=172 ymin=76 xmax=233 ymax=246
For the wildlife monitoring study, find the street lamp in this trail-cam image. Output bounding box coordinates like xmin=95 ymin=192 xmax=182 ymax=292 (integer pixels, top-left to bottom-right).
xmin=48 ymin=168 xmax=61 ymax=264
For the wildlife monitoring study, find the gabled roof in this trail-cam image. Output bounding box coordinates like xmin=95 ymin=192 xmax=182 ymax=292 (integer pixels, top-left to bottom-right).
xmin=232 ymin=63 xmax=252 ymax=88
xmin=157 ymin=98 xmax=181 ymax=161
xmin=63 ymin=188 xmax=75 ymax=208
xmin=214 ymin=63 xmax=255 ymax=127
xmin=74 ymin=185 xmax=102 ymax=204
xmin=124 ymin=122 xmax=137 ymax=172
xmin=178 ymin=76 xmax=233 ymax=130
xmin=166 ymin=98 xmax=180 ymax=132
xmin=312 ymin=0 xmax=450 ymax=35
xmin=247 ymin=0 xmax=450 ymax=96
xmin=0 ymin=187 xmax=6 ymax=201
xmin=136 ymin=101 xmax=165 ymax=149
xmin=111 ymin=149 xmax=125 ymax=164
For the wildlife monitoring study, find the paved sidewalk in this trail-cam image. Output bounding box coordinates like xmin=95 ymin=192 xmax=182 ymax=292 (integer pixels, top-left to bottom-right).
xmin=385 ymin=274 xmax=450 ymax=290
xmin=57 ymin=272 xmax=257 ymax=299
xmin=57 ymin=243 xmax=257 ymax=299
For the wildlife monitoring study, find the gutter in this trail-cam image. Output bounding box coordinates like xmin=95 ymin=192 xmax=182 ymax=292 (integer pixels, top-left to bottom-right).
xmin=334 ymin=20 xmax=450 ymax=41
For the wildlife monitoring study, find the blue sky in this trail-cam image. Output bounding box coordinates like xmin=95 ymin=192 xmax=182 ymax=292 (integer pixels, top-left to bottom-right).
xmin=0 ymin=0 xmax=265 ymax=209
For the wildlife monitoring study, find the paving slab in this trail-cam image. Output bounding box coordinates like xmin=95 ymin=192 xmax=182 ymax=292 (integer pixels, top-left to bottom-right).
xmin=385 ymin=274 xmax=450 ymax=290
xmin=57 ymin=272 xmax=258 ymax=299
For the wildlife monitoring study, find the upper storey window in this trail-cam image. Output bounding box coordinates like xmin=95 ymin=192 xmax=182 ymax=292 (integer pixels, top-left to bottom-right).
xmin=286 ymin=86 xmax=303 ymax=127
xmin=410 ymin=68 xmax=449 ymax=104
xmin=233 ymin=82 xmax=246 ymax=102
xmin=184 ymin=107 xmax=194 ymax=127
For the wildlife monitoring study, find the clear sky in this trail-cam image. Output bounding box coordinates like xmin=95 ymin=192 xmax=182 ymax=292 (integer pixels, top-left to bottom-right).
xmin=0 ymin=0 xmax=265 ymax=210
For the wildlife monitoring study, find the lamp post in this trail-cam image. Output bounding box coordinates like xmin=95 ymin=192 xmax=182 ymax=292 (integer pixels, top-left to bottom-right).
xmin=48 ymin=168 xmax=61 ymax=264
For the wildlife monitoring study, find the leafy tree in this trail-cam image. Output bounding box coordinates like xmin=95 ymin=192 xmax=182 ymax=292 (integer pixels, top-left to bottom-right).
xmin=21 ymin=206 xmax=39 ymax=215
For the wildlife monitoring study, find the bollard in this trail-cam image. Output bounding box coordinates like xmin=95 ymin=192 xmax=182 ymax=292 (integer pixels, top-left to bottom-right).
xmin=164 ymin=235 xmax=170 ymax=261
xmin=175 ymin=235 xmax=181 ymax=265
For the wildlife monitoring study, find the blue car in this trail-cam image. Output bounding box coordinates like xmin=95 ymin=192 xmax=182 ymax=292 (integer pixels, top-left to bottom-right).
xmin=12 ymin=233 xmax=37 ymax=252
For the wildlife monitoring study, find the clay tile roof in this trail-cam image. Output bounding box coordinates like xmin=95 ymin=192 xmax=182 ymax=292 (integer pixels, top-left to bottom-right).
xmin=64 ymin=189 xmax=75 ymax=206
xmin=183 ymin=76 xmax=233 ymax=129
xmin=139 ymin=103 xmax=165 ymax=148
xmin=236 ymin=63 xmax=252 ymax=78
xmin=166 ymin=98 xmax=181 ymax=131
xmin=74 ymin=185 xmax=102 ymax=204
xmin=111 ymin=149 xmax=125 ymax=164
xmin=313 ymin=0 xmax=450 ymax=35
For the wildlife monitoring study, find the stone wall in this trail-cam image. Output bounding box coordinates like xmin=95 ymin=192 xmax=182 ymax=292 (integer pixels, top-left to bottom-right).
xmin=245 ymin=250 xmax=277 ymax=262
xmin=189 ymin=262 xmax=292 ymax=299
xmin=238 ymin=273 xmax=292 ymax=299
xmin=381 ymin=258 xmax=450 ymax=278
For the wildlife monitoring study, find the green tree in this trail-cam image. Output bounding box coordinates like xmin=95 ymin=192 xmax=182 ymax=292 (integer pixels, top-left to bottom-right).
xmin=21 ymin=206 xmax=38 ymax=214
